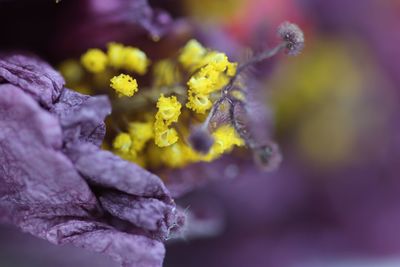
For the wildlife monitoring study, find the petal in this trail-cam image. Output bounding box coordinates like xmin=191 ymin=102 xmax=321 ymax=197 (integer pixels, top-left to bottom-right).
xmin=99 ymin=192 xmax=174 ymax=238
xmin=66 ymin=143 xmax=171 ymax=199
xmin=51 ymin=89 xmax=111 ymax=146
xmin=46 ymin=220 xmax=165 ymax=267
xmin=0 ymin=54 xmax=64 ymax=107
xmin=0 ymin=83 xmax=100 ymax=244
xmin=0 ymin=84 xmax=95 ymax=207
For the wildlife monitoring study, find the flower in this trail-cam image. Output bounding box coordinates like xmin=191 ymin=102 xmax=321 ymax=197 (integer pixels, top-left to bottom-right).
xmin=0 ymin=53 xmax=183 ymax=267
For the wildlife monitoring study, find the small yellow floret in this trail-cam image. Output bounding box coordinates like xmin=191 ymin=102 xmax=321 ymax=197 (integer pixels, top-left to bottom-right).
xmin=128 ymin=122 xmax=154 ymax=152
xmin=155 ymin=126 xmax=179 ymax=147
xmin=187 ymin=75 xmax=213 ymax=94
xmin=81 ymin=48 xmax=108 ymax=73
xmin=123 ymin=46 xmax=150 ymax=75
xmin=179 ymin=39 xmax=207 ymax=70
xmin=156 ymin=95 xmax=182 ymax=125
xmin=113 ymin=133 xmax=132 ymax=153
xmin=200 ymin=52 xmax=229 ymax=71
xmin=107 ymin=42 xmax=126 ymax=68
xmin=186 ymin=93 xmax=212 ymax=114
xmin=110 ymin=74 xmax=138 ymax=97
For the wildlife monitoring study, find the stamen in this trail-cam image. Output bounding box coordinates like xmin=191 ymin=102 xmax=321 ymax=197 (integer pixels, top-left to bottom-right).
xmin=113 ymin=133 xmax=132 ymax=153
xmin=107 ymin=42 xmax=150 ymax=74
xmin=110 ymin=74 xmax=138 ymax=97
xmin=65 ymin=22 xmax=304 ymax=170
xmin=81 ymin=48 xmax=108 ymax=73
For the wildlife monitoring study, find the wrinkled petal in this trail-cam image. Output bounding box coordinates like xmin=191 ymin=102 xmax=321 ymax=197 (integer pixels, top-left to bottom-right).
xmin=51 ymin=89 xmax=111 ymax=146
xmin=99 ymin=192 xmax=174 ymax=238
xmin=66 ymin=142 xmax=171 ymax=199
xmin=0 ymin=84 xmax=95 ymax=207
xmin=0 ymin=54 xmax=64 ymax=107
xmin=46 ymin=220 xmax=165 ymax=267
xmin=0 ymin=62 xmax=179 ymax=267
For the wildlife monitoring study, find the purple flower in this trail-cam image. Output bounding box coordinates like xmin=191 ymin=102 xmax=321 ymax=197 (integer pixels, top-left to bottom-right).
xmin=0 ymin=53 xmax=183 ymax=267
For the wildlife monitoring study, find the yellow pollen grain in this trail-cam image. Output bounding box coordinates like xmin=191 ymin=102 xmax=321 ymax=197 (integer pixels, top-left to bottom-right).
xmin=81 ymin=48 xmax=108 ymax=73
xmin=128 ymin=121 xmax=154 ymax=152
xmin=186 ymin=92 xmax=212 ymax=114
xmin=123 ymin=46 xmax=150 ymax=75
xmin=179 ymin=39 xmax=207 ymax=70
xmin=107 ymin=42 xmax=126 ymax=69
xmin=113 ymin=133 xmax=132 ymax=153
xmin=110 ymin=74 xmax=138 ymax=97
xmin=156 ymin=95 xmax=182 ymax=124
xmin=155 ymin=126 xmax=179 ymax=147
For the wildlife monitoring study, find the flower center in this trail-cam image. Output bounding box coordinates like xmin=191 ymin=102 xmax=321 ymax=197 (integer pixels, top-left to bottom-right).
xmin=59 ymin=39 xmax=245 ymax=170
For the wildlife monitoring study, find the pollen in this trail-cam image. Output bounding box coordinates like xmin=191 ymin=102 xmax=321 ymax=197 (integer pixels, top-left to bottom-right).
xmin=187 ymin=75 xmax=213 ymax=95
xmin=107 ymin=42 xmax=150 ymax=74
xmin=154 ymin=126 xmax=179 ymax=147
xmin=186 ymin=93 xmax=212 ymax=114
xmin=156 ymin=95 xmax=182 ymax=124
xmin=123 ymin=46 xmax=150 ymax=75
xmin=128 ymin=121 xmax=154 ymax=152
xmin=81 ymin=48 xmax=108 ymax=73
xmin=107 ymin=42 xmax=126 ymax=69
xmin=201 ymin=125 xmax=244 ymax=161
xmin=160 ymin=142 xmax=188 ymax=168
xmin=113 ymin=132 xmax=132 ymax=153
xmin=73 ymin=40 xmax=248 ymax=170
xmin=110 ymin=74 xmax=138 ymax=97
xmin=178 ymin=39 xmax=207 ymax=70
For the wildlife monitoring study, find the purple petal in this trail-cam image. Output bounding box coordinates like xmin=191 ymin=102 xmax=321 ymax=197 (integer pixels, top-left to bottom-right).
xmin=99 ymin=192 xmax=174 ymax=238
xmin=51 ymin=89 xmax=111 ymax=146
xmin=66 ymin=143 xmax=171 ymax=199
xmin=0 ymin=54 xmax=64 ymax=107
xmin=46 ymin=220 xmax=165 ymax=267
xmin=0 ymin=84 xmax=95 ymax=207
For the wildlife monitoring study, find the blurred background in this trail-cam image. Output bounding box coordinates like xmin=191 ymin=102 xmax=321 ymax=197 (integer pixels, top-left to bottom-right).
xmin=1 ymin=0 xmax=400 ymax=266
